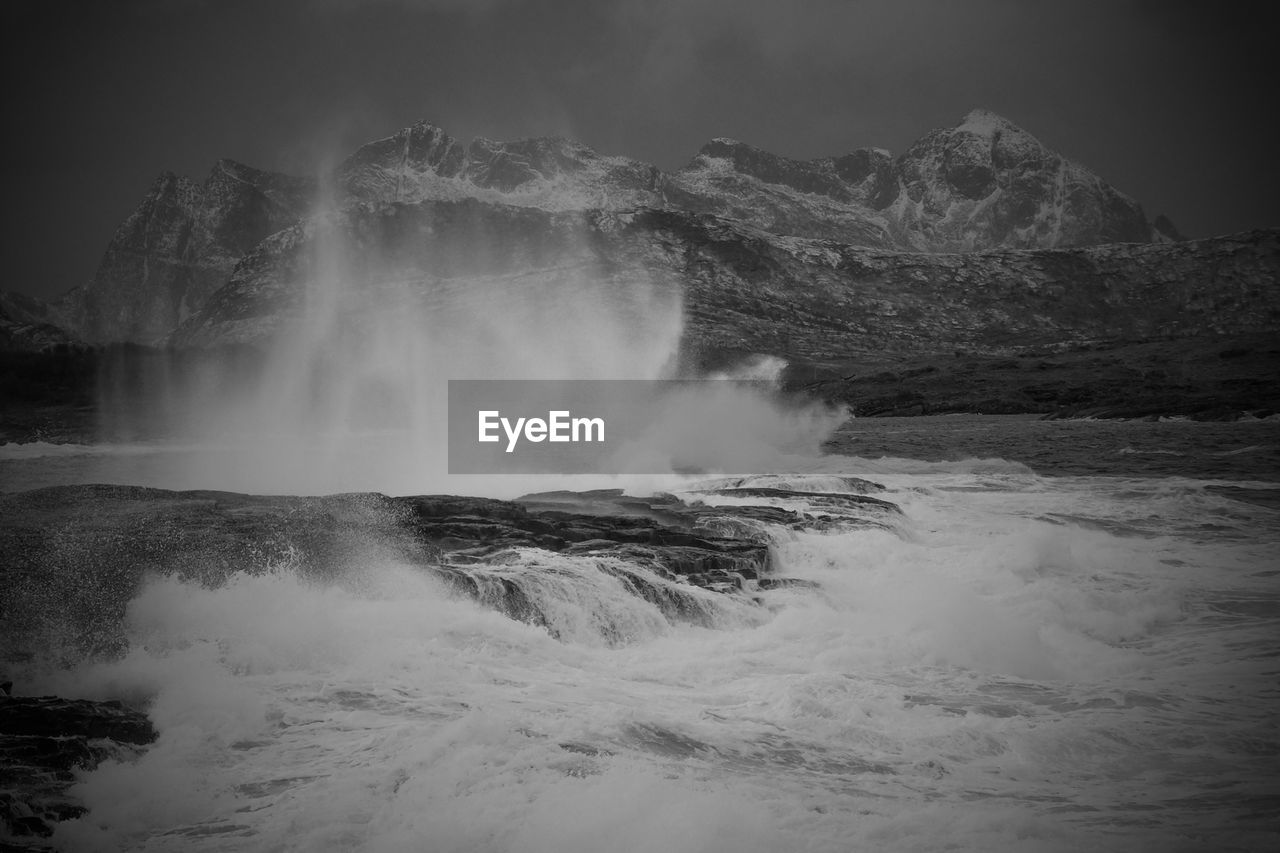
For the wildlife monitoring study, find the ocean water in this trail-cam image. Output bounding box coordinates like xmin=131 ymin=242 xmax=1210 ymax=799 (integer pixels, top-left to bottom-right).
xmin=4 ymin=415 xmax=1279 ymax=852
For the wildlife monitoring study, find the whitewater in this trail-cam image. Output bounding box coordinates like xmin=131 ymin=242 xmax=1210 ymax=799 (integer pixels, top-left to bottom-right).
xmin=4 ymin=420 xmax=1278 ymax=853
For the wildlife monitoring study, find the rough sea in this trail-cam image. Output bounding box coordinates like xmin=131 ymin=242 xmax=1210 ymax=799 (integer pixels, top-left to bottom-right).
xmin=3 ymin=414 xmax=1278 ymax=852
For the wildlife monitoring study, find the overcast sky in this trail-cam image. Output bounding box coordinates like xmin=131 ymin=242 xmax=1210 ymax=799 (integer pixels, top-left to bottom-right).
xmin=4 ymin=0 xmax=1276 ymax=300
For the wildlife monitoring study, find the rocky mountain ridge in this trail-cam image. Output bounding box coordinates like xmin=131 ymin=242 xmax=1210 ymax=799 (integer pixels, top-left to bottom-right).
xmin=21 ymin=109 xmax=1197 ymax=346
xmin=338 ymin=109 xmax=1179 ymax=253
xmin=169 ymin=200 xmax=1277 ymax=364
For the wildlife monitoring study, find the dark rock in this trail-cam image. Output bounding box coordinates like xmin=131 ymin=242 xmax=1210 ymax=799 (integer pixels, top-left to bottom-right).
xmin=0 ymin=696 xmax=154 ymax=745
xmin=832 ymin=148 xmax=897 ymax=209
xmin=0 ymin=694 xmax=155 ymax=841
xmin=942 ymin=131 xmax=996 ymax=199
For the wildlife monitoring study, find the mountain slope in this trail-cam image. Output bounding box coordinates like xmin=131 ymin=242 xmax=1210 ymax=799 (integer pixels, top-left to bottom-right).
xmin=170 ymin=197 xmax=1277 ymax=363
xmin=58 ymin=160 xmax=313 ymax=344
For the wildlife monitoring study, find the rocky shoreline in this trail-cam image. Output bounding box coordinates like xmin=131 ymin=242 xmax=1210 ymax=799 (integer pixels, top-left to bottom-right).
xmin=0 ymin=478 xmax=896 ymax=843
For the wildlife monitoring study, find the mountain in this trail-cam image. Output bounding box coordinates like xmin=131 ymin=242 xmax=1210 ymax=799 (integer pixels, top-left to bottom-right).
xmin=660 ymin=108 xmax=1180 ymax=251
xmin=6 ymin=109 xmax=1249 ymax=355
xmin=169 ymin=200 xmax=1279 ymax=363
xmin=332 ymin=109 xmax=1175 ymax=252
xmin=56 ymin=160 xmax=313 ymax=344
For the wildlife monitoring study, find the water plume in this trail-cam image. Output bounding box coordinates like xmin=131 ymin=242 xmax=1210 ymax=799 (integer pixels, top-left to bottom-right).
xmin=88 ymin=166 xmax=851 ymax=494
xmin=151 ymin=188 xmax=692 ymax=492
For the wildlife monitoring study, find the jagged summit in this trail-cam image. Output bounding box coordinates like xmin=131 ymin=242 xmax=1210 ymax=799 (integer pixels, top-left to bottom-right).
xmin=701 ymin=136 xmax=749 ymax=150
xmin=955 ymin=107 xmax=1016 ymax=137
xmin=886 ymin=108 xmax=1171 ymax=250
xmin=211 ymin=157 xmax=277 ymax=177
xmin=338 ymin=121 xmax=660 ymax=209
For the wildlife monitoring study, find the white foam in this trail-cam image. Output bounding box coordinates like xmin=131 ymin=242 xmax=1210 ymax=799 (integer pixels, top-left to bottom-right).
xmin=14 ymin=466 xmax=1275 ymax=851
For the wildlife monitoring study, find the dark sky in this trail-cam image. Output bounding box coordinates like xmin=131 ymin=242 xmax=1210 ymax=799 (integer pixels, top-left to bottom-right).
xmin=4 ymin=0 xmax=1277 ymax=301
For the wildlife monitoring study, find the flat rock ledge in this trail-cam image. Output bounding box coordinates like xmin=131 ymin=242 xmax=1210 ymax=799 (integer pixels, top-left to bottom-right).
xmin=1 ymin=478 xmax=895 ymax=660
